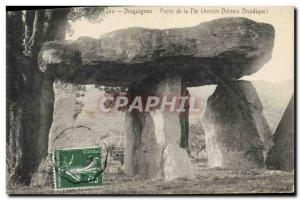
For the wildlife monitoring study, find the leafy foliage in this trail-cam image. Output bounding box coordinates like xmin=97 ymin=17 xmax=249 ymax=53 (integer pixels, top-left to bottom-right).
xmin=96 ymin=85 xmax=128 ymax=110
xmin=68 ymin=7 xmax=106 ymax=23
xmin=66 ymin=7 xmax=106 ymax=37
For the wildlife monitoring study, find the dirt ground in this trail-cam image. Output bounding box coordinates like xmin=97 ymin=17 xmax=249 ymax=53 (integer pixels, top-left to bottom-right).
xmin=8 ymin=158 xmax=294 ymax=195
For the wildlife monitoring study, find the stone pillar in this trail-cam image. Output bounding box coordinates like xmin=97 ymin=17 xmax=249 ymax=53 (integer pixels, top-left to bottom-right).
xmin=124 ymin=75 xmax=194 ymax=180
xmin=266 ymin=94 xmax=294 ymax=171
xmin=179 ymin=88 xmax=190 ymax=149
xmin=124 ymin=112 xmax=143 ymax=176
xmin=203 ymin=80 xmax=272 ymax=169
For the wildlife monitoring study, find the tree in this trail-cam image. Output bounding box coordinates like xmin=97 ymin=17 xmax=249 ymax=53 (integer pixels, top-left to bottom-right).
xmin=6 ymin=7 xmax=105 ymax=186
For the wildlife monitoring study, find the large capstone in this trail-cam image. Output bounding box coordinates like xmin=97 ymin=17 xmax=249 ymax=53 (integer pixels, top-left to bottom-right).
xmin=38 ymin=17 xmax=274 ymax=87
xmin=124 ymin=75 xmax=194 ymax=180
xmin=266 ymin=94 xmax=294 ymax=171
xmin=203 ymin=80 xmax=273 ymax=169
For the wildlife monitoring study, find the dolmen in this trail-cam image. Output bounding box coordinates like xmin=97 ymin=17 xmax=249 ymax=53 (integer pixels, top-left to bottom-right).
xmin=38 ymin=17 xmax=275 ymax=180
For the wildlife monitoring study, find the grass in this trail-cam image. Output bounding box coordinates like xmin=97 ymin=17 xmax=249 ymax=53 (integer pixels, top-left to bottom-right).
xmin=7 ymin=159 xmax=294 ymax=195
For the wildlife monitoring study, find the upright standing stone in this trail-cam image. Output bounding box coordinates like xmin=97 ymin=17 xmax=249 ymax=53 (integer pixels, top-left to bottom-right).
xmin=48 ymin=82 xmax=77 ymax=151
xmin=203 ymin=80 xmax=273 ymax=169
xmin=124 ymin=112 xmax=144 ymax=176
xmin=124 ymin=75 xmax=194 ymax=180
xmin=179 ymin=88 xmax=190 ymax=149
xmin=31 ymin=81 xmax=76 ymax=186
xmin=266 ymin=94 xmax=294 ymax=171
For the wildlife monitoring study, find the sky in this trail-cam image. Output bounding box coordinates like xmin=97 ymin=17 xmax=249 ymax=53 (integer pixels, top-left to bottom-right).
xmin=66 ymin=6 xmax=294 ymax=83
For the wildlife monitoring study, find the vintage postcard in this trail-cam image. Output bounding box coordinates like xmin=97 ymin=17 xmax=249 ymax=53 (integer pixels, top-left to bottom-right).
xmin=6 ymin=6 xmax=295 ymax=194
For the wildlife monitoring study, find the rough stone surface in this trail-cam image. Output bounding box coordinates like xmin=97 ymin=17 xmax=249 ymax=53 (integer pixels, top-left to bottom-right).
xmin=31 ymin=83 xmax=126 ymax=186
xmin=179 ymin=88 xmax=190 ymax=148
xmin=47 ymin=82 xmax=125 ymax=152
xmin=38 ymin=17 xmax=274 ymax=87
xmin=162 ymin=144 xmax=194 ymax=180
xmin=124 ymin=112 xmax=143 ymax=176
xmin=125 ymin=111 xmax=194 ymax=180
xmin=266 ymin=95 xmax=294 ymax=171
xmin=124 ymin=76 xmax=194 ymax=180
xmin=48 ymin=83 xmax=77 ymax=151
xmin=203 ymin=80 xmax=273 ymax=169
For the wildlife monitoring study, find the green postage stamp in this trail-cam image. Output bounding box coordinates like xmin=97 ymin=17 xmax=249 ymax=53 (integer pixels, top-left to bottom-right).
xmin=53 ymin=146 xmax=103 ymax=190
